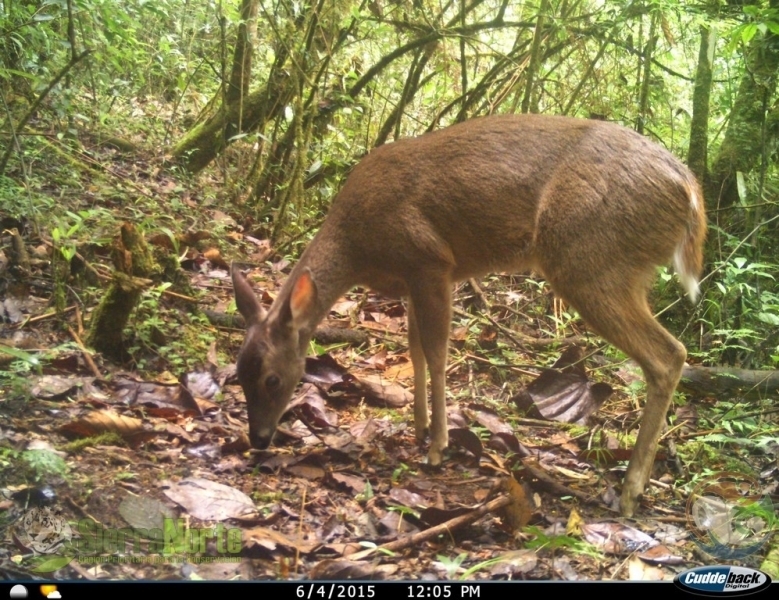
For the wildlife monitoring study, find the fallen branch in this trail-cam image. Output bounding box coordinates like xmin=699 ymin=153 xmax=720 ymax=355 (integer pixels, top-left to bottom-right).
xmin=347 ymin=494 xmax=511 ymax=561
xmin=680 ymin=364 xmax=779 ymax=399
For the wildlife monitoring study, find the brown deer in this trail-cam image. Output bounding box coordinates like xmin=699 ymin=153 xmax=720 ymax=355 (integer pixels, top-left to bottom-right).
xmin=231 ymin=114 xmax=707 ymax=517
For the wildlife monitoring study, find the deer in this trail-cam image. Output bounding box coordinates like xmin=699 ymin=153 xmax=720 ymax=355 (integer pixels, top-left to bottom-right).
xmin=231 ymin=113 xmax=707 ymax=517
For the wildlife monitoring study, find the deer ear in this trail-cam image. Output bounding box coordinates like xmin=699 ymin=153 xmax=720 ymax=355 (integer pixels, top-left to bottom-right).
xmin=289 ymin=268 xmax=317 ymax=328
xmin=232 ymin=264 xmax=266 ymax=326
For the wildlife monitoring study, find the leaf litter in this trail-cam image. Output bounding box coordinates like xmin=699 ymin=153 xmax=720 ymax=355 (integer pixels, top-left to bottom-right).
xmin=0 ymin=202 xmax=721 ymax=582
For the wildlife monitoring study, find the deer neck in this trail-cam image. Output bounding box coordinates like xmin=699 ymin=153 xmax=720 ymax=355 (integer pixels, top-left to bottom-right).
xmin=269 ymin=233 xmax=355 ymax=346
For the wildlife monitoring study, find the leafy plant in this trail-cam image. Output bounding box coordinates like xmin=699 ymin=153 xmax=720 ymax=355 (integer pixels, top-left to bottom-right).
xmin=523 ymin=526 xmax=602 ymax=559
xmin=22 ymin=449 xmax=69 ymax=480
xmin=435 ymin=553 xmax=468 ymax=579
xmin=0 ymin=448 xmax=68 ymax=483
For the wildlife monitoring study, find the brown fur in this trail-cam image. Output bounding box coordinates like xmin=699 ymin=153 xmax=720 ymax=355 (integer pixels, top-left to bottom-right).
xmin=233 ymin=114 xmax=707 ymax=517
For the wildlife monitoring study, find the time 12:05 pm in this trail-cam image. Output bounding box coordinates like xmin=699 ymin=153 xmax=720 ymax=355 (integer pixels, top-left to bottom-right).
xmin=407 ymin=584 xmax=481 ymax=598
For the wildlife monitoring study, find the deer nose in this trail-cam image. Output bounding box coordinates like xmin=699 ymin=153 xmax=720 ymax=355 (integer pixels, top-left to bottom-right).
xmin=250 ymin=430 xmax=273 ymax=450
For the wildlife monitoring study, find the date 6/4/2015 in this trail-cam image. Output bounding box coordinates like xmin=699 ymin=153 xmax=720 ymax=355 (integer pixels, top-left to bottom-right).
xmin=296 ymin=585 xmax=375 ymax=599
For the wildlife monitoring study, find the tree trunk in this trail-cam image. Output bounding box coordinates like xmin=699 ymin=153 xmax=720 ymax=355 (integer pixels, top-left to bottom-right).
xmin=227 ymin=0 xmax=258 ymax=107
xmin=709 ymin=0 xmax=779 ymax=209
xmin=519 ymin=0 xmax=549 ymax=114
xmin=687 ymin=25 xmax=715 ymax=185
xmin=636 ymin=11 xmax=657 ymax=134
xmin=172 ymin=56 xmax=293 ymax=173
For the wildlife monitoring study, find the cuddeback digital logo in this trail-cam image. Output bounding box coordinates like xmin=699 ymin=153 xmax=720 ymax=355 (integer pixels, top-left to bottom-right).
xmin=674 ymin=566 xmax=771 ymax=596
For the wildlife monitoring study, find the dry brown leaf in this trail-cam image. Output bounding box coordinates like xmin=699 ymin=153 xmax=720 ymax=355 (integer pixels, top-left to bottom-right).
xmin=58 ymin=410 xmax=156 ymax=447
xmin=628 ymin=556 xmax=667 ymax=581
xmin=285 ymin=464 xmax=326 ymax=480
xmin=351 ymin=374 xmax=411 ymax=408
xmin=566 ymin=508 xmax=585 ymax=536
xmin=203 ymin=248 xmax=229 ymax=268
xmin=243 ymin=527 xmax=319 ymax=555
xmin=163 ymin=477 xmax=256 ymax=521
xmin=382 ymin=360 xmax=415 ymax=381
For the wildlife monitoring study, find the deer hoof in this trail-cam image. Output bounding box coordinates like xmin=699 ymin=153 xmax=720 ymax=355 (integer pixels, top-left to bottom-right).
xmin=619 ymin=490 xmax=640 ymax=517
xmin=427 ymin=444 xmax=448 ymax=467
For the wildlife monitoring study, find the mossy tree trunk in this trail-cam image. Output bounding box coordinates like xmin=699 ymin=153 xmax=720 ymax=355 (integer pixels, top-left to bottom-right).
xmin=86 ymin=223 xmax=159 ymax=361
xmin=709 ymin=0 xmax=779 ymax=211
xmin=687 ymin=24 xmax=715 ymax=187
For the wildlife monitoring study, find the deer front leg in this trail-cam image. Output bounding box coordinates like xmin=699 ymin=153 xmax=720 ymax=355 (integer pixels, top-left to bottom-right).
xmin=409 ymin=277 xmax=452 ymax=466
xmin=407 ymin=298 xmax=429 ymax=442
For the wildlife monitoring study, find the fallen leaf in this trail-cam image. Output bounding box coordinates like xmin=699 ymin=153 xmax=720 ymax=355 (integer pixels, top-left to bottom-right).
xmin=388 ymin=488 xmax=428 ymax=509
xmin=326 ymin=472 xmax=367 ymax=494
xmin=58 ymin=410 xmax=157 ymax=447
xmin=285 ymin=464 xmax=325 ymax=480
xmin=448 ymin=428 xmax=483 ymax=460
xmin=582 ymin=521 xmax=658 ymax=554
xmin=512 ymin=368 xmax=612 ymax=425
xmin=163 ymin=477 xmax=256 ymax=521
xmin=349 ymin=374 xmax=411 ymax=408
xmin=627 ymin=556 xmax=667 ymax=580
xmin=243 ymin=526 xmax=318 ymax=554
xmin=119 ymin=495 xmax=177 ymax=530
xmin=32 ymin=375 xmax=87 ymax=400
xmin=489 ymin=549 xmax=538 ymax=577
xmin=309 ymin=559 xmax=388 ymax=580
xmin=638 ymin=544 xmax=685 ymax=565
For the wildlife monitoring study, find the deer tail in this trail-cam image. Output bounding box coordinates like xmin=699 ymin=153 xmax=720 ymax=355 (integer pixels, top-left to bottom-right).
xmin=673 ymin=175 xmax=707 ymax=302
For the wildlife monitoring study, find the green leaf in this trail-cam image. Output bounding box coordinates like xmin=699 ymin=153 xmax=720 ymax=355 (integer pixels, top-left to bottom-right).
xmin=742 ymin=23 xmax=758 ymax=43
xmin=31 ymin=555 xmax=74 ymax=573
xmin=757 ymin=312 xmax=779 ymax=325
xmin=1 ymin=69 xmax=37 ymax=80
xmin=0 ymin=344 xmax=40 ymax=366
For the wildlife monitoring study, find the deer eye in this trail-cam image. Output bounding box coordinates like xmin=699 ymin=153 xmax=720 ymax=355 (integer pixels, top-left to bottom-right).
xmin=265 ymin=375 xmax=281 ymax=390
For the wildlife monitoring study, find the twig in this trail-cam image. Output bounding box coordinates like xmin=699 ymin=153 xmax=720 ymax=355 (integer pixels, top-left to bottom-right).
xmin=75 ymin=305 xmax=85 ymax=337
xmin=66 ymin=325 xmax=101 ymax=378
xmin=519 ymin=459 xmax=604 ymax=506
xmin=452 ymin=305 xmax=583 ymax=350
xmin=14 ymin=305 xmax=77 ymax=328
xmin=463 ymin=352 xmax=541 ymax=377
xmin=347 ymin=494 xmax=511 ymax=561
xmin=93 ymin=271 xmax=198 ymax=302
xmin=453 ymin=305 xmax=525 ymax=349
xmin=467 ymin=278 xmax=491 ymax=310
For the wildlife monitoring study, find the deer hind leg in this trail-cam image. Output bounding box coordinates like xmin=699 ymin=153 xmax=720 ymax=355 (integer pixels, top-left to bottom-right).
xmin=408 ymin=276 xmax=453 ymax=466
xmin=407 ymin=298 xmax=429 ymax=442
xmin=549 ymin=278 xmax=687 ymax=517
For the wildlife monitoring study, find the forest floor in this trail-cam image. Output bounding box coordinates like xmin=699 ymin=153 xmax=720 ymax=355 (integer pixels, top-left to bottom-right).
xmin=0 ymin=117 xmax=775 ymax=582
